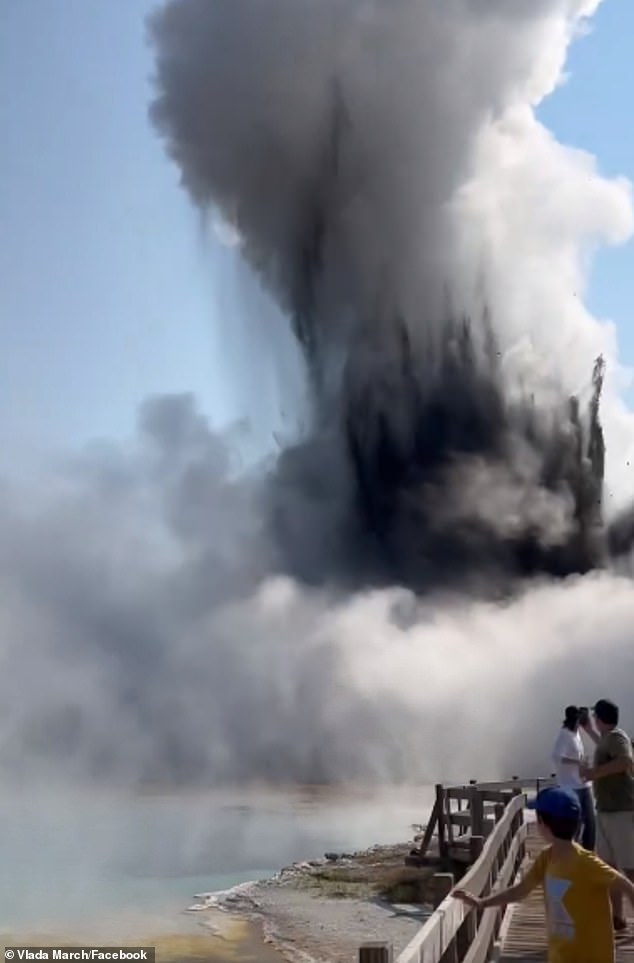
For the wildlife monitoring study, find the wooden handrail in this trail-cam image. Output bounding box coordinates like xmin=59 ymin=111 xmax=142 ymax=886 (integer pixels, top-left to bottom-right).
xmin=360 ymin=777 xmax=556 ymax=962
xmin=394 ymin=793 xmax=526 ymax=963
xmin=462 ymin=825 xmax=526 ymax=963
xmin=445 ymin=775 xmax=555 ymax=795
xmin=410 ymin=774 xmax=553 ymax=862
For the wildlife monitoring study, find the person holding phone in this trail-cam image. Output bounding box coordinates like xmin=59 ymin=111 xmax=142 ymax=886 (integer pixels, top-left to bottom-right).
xmin=580 ymin=698 xmax=634 ymax=933
xmin=552 ymin=705 xmax=596 ymax=851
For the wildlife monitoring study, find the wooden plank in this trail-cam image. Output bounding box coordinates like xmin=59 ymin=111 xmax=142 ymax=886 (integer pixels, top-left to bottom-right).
xmin=446 ymin=786 xmax=456 ymax=848
xmin=435 ymin=784 xmax=448 ymax=860
xmin=450 ymin=812 xmax=480 ymax=827
xmin=470 ymin=836 xmax=485 ymax=864
xmin=446 ymin=776 xmax=555 ymax=794
xmin=415 ymin=797 xmax=439 ymax=858
xmin=615 ymin=928 xmax=634 ymax=960
xmin=470 ymin=785 xmax=485 ymax=838
xmin=479 ymin=790 xmax=515 ymax=805
xmin=445 ymin=787 xmax=527 ymax=807
xmin=448 ymin=811 xmax=472 ymax=827
xmin=446 ymin=787 xmax=472 ymax=801
xmin=445 ymin=786 xmax=508 ymax=803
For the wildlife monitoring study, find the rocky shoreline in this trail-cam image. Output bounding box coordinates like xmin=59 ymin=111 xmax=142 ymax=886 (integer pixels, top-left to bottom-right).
xmin=188 ymin=842 xmax=436 ymax=963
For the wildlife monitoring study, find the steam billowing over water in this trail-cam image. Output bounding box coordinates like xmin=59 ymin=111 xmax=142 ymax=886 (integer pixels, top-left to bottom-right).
xmin=1 ymin=0 xmax=634 ymax=793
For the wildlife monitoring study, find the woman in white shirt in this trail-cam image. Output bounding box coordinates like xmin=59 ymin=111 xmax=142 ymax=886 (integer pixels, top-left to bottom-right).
xmin=551 ymin=704 xmax=596 ymax=850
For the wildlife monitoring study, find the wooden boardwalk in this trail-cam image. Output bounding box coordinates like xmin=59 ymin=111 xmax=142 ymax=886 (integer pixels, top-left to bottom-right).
xmin=501 ymin=822 xmax=634 ymax=962
xmin=358 ymin=778 xmax=634 ymax=963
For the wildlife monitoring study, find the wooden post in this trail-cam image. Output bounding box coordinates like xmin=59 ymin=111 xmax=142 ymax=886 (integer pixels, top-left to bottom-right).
xmin=430 ymin=875 xmax=459 ymax=963
xmin=518 ymin=816 xmax=527 ymax=865
xmin=466 ymin=780 xmax=477 ymax=840
xmin=464 ymin=906 xmax=477 ymax=942
xmin=462 ymin=902 xmax=478 ymax=953
xmin=436 ymin=784 xmax=448 ymax=860
xmin=470 ymin=784 xmax=485 ymax=837
xmin=458 ymin=899 xmax=478 ymax=958
xmin=432 ymin=872 xmax=460 ymax=963
xmin=359 ymin=944 xmax=393 ymax=963
xmin=432 ymin=871 xmax=455 ymax=908
xmin=470 ymin=834 xmax=484 ymax=864
xmin=415 ymin=796 xmax=439 ymax=858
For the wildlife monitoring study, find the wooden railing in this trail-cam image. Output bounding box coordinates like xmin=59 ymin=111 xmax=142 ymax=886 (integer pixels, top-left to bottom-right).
xmin=409 ymin=774 xmax=555 ymax=864
xmin=359 ymin=775 xmax=555 ymax=963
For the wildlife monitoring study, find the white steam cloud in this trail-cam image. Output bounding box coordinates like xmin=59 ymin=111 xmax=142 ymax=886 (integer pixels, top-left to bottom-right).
xmin=1 ymin=396 xmax=632 ymax=789
xmin=1 ymin=0 xmax=633 ymax=796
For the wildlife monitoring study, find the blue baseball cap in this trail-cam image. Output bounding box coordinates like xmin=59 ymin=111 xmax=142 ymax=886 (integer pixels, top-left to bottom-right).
xmin=527 ymin=787 xmax=580 ymax=820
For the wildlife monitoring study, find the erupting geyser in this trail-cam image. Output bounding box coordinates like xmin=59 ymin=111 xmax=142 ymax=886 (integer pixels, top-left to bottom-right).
xmin=149 ymin=0 xmax=632 ymax=594
xmin=1 ymin=0 xmax=633 ymax=791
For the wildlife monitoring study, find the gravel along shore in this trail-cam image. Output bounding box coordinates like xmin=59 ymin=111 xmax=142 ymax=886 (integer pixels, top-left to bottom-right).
xmin=188 ymin=843 xmax=433 ymax=963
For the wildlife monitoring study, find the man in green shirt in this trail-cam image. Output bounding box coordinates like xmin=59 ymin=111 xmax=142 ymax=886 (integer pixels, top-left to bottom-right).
xmin=582 ymin=698 xmax=634 ymax=933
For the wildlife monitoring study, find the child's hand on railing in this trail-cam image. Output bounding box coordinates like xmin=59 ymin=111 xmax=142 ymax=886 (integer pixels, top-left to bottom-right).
xmin=453 ymin=889 xmax=482 ymax=909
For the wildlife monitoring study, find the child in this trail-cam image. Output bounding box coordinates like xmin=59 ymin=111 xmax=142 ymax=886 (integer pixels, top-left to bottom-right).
xmin=453 ymin=786 xmax=634 ymax=963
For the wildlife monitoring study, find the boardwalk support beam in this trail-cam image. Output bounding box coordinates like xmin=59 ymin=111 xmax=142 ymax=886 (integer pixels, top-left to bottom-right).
xmin=436 ymin=783 xmax=448 ymax=860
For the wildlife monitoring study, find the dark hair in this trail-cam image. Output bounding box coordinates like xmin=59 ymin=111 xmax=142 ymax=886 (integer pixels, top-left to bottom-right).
xmin=594 ymin=699 xmax=619 ymax=727
xmin=537 ymin=810 xmax=579 ymax=841
xmin=563 ymin=706 xmax=579 ymax=731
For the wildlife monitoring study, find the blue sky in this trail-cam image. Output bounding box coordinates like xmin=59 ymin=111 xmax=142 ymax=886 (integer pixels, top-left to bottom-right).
xmin=539 ymin=0 xmax=634 ymax=387
xmin=1 ymin=0 xmax=633 ymax=463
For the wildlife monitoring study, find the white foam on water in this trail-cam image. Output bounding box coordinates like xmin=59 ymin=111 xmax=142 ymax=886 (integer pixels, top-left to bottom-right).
xmin=189 ymin=880 xmax=260 ymax=912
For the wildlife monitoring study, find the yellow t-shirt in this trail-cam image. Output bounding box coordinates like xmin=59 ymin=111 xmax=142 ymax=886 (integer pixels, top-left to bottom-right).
xmin=523 ymin=843 xmax=619 ymax=963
